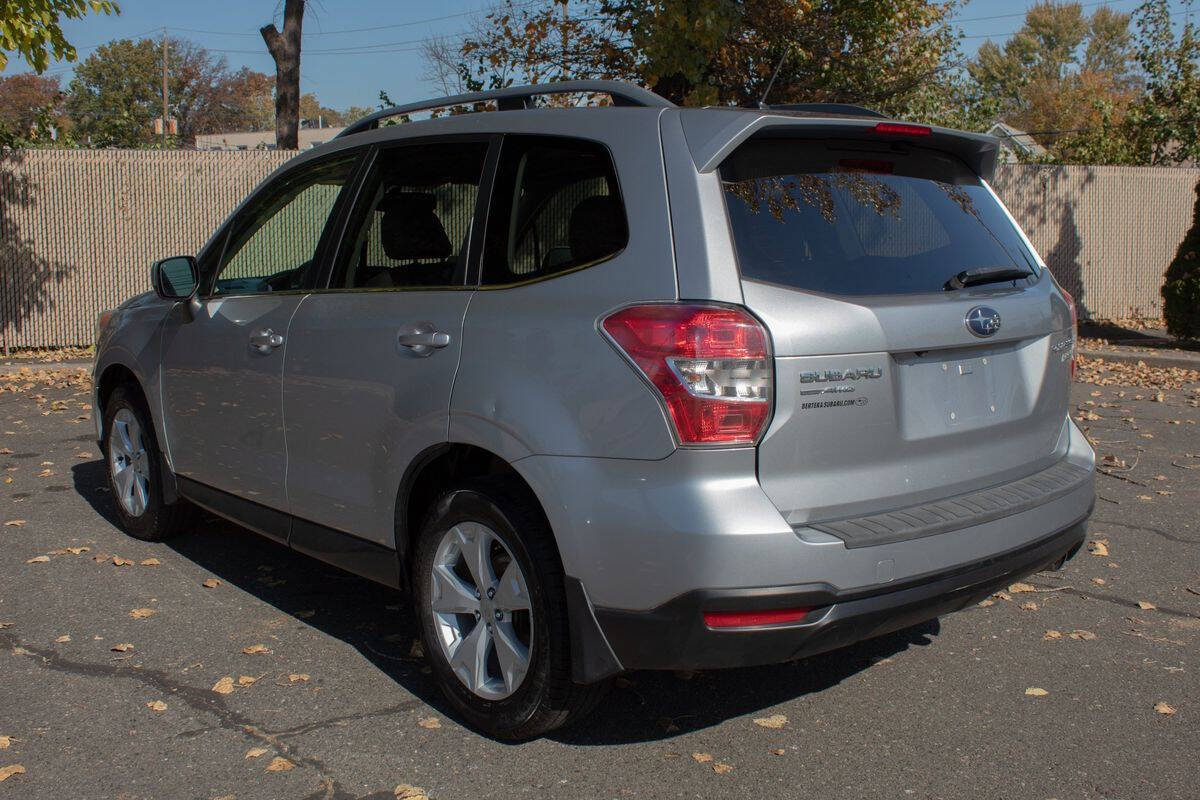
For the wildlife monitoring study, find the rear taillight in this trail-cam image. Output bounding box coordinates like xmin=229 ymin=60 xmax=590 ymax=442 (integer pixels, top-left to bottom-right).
xmin=1060 ymin=287 xmax=1078 ymax=380
xmin=601 ymin=304 xmax=773 ymax=446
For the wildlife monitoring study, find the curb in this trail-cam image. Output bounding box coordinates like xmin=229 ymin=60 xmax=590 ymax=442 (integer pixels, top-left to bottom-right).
xmin=1078 ymin=348 xmax=1200 ymax=371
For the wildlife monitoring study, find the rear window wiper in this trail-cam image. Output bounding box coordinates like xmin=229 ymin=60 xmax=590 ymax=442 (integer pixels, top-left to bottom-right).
xmin=944 ymin=266 xmax=1034 ymax=290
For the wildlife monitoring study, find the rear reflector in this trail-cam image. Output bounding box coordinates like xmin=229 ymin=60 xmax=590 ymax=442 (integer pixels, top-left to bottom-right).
xmin=602 ymin=304 xmax=773 ymax=445
xmin=874 ymin=122 xmax=932 ymax=137
xmin=703 ymin=608 xmax=811 ymax=628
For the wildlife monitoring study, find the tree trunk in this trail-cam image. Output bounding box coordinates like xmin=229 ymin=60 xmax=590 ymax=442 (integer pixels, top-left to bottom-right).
xmin=260 ymin=0 xmax=304 ymax=150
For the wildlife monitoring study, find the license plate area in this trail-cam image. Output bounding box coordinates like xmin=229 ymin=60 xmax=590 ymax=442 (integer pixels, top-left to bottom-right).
xmin=894 ymin=342 xmax=1028 ymax=440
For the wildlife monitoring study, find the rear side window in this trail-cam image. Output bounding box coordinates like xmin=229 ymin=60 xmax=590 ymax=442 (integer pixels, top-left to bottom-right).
xmin=481 ymin=137 xmax=627 ymax=286
xmin=333 ymin=141 xmax=488 ymax=289
xmin=721 ymin=138 xmax=1038 ymax=296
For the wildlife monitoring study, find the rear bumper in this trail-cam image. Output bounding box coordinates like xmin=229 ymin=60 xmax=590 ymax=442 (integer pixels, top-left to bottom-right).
xmin=592 ymin=509 xmax=1088 ymax=672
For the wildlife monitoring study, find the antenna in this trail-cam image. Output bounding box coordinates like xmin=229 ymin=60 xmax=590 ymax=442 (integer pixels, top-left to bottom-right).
xmin=758 ymin=45 xmax=792 ymax=109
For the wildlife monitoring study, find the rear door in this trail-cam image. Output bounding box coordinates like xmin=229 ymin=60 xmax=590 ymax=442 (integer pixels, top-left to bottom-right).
xmin=159 ymin=152 xmax=360 ymax=522
xmin=718 ymin=134 xmax=1075 ymax=526
xmin=282 ymin=137 xmax=492 ymax=547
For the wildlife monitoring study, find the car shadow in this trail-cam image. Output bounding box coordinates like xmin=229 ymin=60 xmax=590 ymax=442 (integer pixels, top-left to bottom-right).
xmin=73 ymin=458 xmax=940 ymax=745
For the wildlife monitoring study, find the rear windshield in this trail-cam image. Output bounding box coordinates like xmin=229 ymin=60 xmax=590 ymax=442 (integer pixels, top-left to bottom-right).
xmin=720 ymin=138 xmax=1038 ymax=296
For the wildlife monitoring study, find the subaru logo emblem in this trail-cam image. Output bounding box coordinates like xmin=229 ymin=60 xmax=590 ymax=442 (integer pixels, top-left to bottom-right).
xmin=965 ymin=306 xmax=1001 ymax=337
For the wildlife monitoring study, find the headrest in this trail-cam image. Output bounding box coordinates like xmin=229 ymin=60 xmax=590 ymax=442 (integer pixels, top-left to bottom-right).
xmin=378 ymin=190 xmax=452 ymax=261
xmin=568 ymin=194 xmax=626 ymax=266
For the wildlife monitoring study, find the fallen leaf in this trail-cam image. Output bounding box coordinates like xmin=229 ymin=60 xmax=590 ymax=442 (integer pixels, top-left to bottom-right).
xmin=112 ymin=556 xmax=133 ymax=566
xmin=242 ymin=644 xmax=270 ymax=655
xmin=394 ymin=784 xmax=430 ymax=800
xmin=140 ymin=558 xmax=160 ymax=566
xmin=1138 ymin=494 xmax=1153 ymax=501
xmin=244 ymin=747 xmax=270 ymax=759
xmin=288 ymin=673 xmax=309 ymax=683
xmin=0 ymin=764 xmax=25 ymax=782
xmin=26 ymin=555 xmax=49 ymax=563
xmin=0 ymin=737 xmax=9 ymax=749
xmin=129 ymin=608 xmax=157 ymax=619
xmin=54 ymin=635 xmax=70 ymax=643
xmin=753 ymin=714 xmax=788 ymax=729
xmin=1087 ymin=540 xmax=1109 ymax=556
xmin=265 ymin=757 xmax=294 ymax=772
xmin=769 ymin=748 xmax=786 ymax=756
xmin=1043 ymin=630 xmax=1062 ymax=640
xmin=110 ymin=643 xmax=134 ymax=652
xmin=146 ymin=700 xmax=167 ymax=712
xmin=37 ymin=469 xmax=53 ymax=477
xmin=201 ymin=578 xmax=220 ymax=588
xmin=1019 ymin=601 xmax=1038 ymax=611
xmin=1008 ymin=582 xmax=1036 ymax=593
xmin=416 ymin=717 xmax=441 ymax=730
xmin=691 ymin=753 xmax=713 ymax=763
xmin=4 ymin=520 xmax=25 ymax=527
xmin=63 ymin=546 xmax=88 ymax=555
xmin=713 ymin=762 xmax=734 ymax=775
xmin=1153 ymin=702 xmax=1176 ymax=716
xmin=977 ymin=599 xmax=995 ymax=608
xmin=1137 ymin=601 xmax=1157 ymax=610
xmin=1092 ymin=577 xmax=1107 ymax=585
xmin=211 ymin=676 xmax=234 ymax=695
xmin=1025 ymin=687 xmax=1049 ymax=697
xmin=238 ymin=675 xmax=259 ymax=687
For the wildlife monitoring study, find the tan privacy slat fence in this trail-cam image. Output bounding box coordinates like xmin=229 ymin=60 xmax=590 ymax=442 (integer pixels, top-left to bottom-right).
xmin=990 ymin=164 xmax=1200 ymax=323
xmin=2 ymin=149 xmax=1198 ymax=349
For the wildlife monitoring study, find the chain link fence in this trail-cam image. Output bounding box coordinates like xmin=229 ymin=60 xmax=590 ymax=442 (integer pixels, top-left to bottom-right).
xmin=2 ymin=149 xmax=1198 ymax=350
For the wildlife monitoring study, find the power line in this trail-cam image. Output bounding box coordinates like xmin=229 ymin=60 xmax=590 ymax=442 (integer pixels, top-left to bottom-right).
xmin=962 ymin=6 xmax=1194 ymax=40
xmin=953 ymin=0 xmax=1137 ymax=24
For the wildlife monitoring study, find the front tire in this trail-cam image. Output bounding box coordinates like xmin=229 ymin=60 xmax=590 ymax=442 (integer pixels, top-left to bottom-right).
xmin=103 ymin=385 xmax=190 ymax=541
xmin=413 ymin=477 xmax=606 ymax=739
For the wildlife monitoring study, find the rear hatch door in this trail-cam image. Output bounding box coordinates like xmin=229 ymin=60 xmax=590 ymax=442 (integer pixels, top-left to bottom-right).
xmin=718 ymin=132 xmax=1075 ymax=527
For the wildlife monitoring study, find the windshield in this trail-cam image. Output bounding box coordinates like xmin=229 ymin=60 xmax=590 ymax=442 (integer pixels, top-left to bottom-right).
xmin=720 ymin=138 xmax=1038 ymax=296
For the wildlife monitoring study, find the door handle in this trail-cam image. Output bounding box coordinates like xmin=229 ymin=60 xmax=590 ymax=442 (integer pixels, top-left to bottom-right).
xmin=249 ymin=328 xmax=284 ymax=354
xmin=397 ymin=324 xmax=451 ymax=357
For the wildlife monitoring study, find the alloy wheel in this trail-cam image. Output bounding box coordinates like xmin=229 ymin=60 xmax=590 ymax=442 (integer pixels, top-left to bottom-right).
xmin=109 ymin=408 xmax=151 ymax=517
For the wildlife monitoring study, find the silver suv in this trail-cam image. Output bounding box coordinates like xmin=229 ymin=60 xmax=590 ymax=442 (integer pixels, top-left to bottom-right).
xmin=94 ymin=81 xmax=1095 ymax=739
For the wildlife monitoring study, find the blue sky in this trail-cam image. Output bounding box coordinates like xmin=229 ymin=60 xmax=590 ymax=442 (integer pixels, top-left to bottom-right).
xmin=3 ymin=0 xmax=1191 ymax=112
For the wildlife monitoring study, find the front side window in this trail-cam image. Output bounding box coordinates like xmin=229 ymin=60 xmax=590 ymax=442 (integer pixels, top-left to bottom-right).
xmin=211 ymin=154 xmax=358 ymax=295
xmin=721 ymin=137 xmax=1039 ymax=296
xmin=481 ymin=137 xmax=627 ymax=286
xmin=334 ymin=141 xmax=489 ymax=289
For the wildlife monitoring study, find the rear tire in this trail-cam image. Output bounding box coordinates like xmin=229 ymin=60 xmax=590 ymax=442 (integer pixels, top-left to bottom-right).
xmin=102 ymin=385 xmax=191 ymax=542
xmin=413 ymin=476 xmax=607 ymax=739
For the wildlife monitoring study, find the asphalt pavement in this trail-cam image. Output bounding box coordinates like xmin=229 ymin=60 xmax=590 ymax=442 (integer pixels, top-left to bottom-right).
xmin=1 ymin=371 xmax=1197 ymax=800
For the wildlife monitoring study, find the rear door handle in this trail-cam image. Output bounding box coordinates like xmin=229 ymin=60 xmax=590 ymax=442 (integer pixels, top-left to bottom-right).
xmin=397 ymin=324 xmax=451 ymax=357
xmin=249 ymin=328 xmax=284 ymax=354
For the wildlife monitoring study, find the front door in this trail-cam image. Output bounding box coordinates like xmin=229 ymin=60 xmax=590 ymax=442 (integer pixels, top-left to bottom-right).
xmin=159 ymin=152 xmax=360 ymax=522
xmin=283 ymin=139 xmax=491 ymax=547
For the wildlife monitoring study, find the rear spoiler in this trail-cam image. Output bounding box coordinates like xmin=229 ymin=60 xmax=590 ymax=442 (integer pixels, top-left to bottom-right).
xmin=678 ymin=109 xmax=1001 ymax=180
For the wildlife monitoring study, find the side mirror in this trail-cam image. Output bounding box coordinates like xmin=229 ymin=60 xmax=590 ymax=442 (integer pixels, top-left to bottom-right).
xmin=152 ymin=256 xmax=199 ymax=300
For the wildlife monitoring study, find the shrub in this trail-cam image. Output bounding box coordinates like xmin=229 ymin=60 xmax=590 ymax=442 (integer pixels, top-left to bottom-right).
xmin=1162 ymin=179 xmax=1200 ymax=340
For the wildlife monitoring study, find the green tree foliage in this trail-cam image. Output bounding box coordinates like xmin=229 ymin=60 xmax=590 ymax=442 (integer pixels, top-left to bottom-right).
xmin=447 ymin=0 xmax=961 ymax=114
xmin=0 ymin=0 xmax=118 ymax=72
xmin=64 ymin=37 xmax=278 ymax=146
xmin=1162 ymin=180 xmax=1200 ymax=339
xmin=0 ymin=72 xmax=62 ymax=144
xmin=969 ymin=1 xmax=1140 ymax=160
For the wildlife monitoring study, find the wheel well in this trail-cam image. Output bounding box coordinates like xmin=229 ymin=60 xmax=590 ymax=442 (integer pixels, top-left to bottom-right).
xmin=96 ymin=364 xmax=144 ymax=426
xmin=396 ymin=444 xmax=554 ymax=582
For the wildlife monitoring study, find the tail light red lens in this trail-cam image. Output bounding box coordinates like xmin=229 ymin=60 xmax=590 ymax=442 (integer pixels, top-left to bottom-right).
xmin=1060 ymin=287 xmax=1078 ymax=380
xmin=704 ymin=608 xmax=811 ymax=628
xmin=602 ymin=304 xmax=773 ymax=445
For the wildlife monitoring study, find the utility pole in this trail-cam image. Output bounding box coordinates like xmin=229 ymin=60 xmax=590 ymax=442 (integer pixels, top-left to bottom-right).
xmin=161 ymin=27 xmax=168 ymax=146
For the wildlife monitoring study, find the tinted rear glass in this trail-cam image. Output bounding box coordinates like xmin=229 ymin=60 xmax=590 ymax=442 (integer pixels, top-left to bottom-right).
xmin=721 ymin=138 xmax=1038 ymax=296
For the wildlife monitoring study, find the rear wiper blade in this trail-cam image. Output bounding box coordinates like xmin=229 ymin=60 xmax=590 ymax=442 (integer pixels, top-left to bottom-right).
xmin=944 ymin=266 xmax=1034 ymax=290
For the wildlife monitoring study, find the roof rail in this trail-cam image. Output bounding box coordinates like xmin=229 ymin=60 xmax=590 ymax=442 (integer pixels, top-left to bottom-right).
xmin=763 ymin=102 xmax=887 ymax=119
xmin=337 ymin=80 xmax=674 ymax=138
